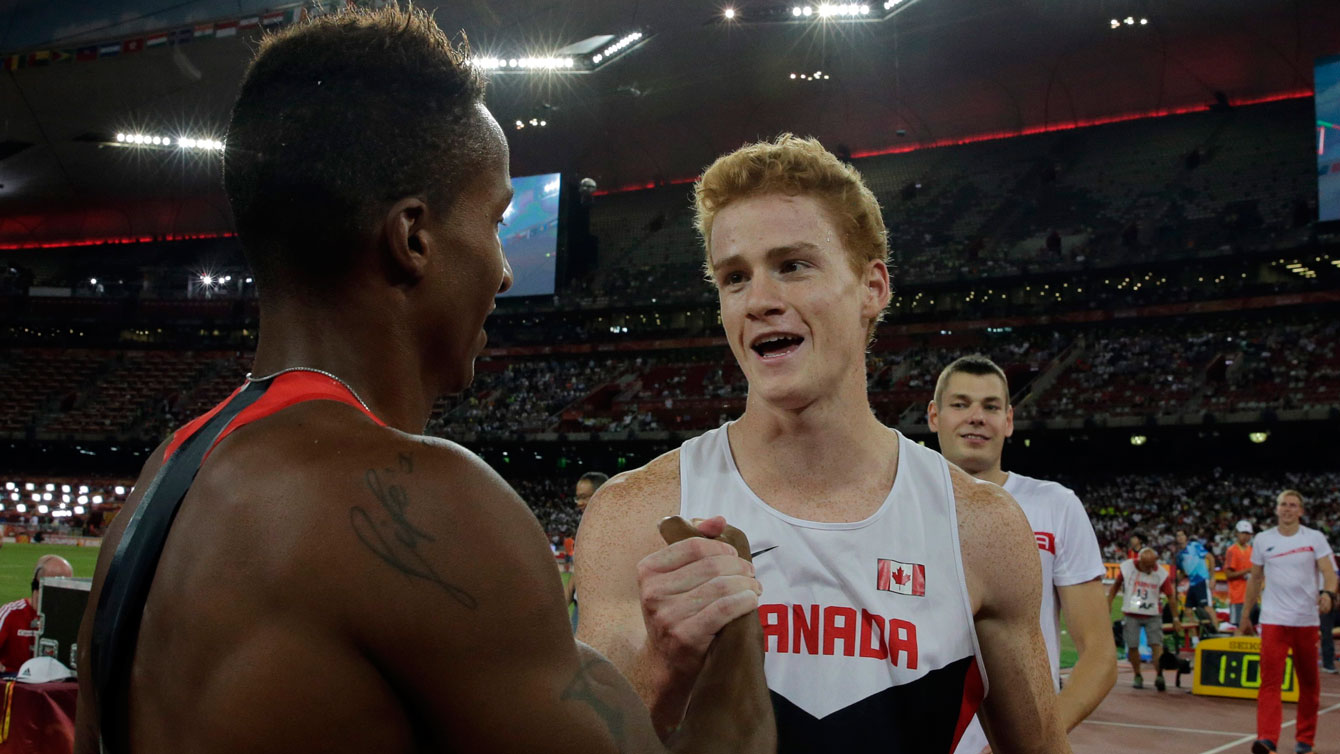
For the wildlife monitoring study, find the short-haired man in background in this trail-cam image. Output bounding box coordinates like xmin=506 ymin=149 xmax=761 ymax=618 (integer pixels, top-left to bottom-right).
xmin=1175 ymin=529 xmax=1216 ymax=630
xmin=0 ymin=554 xmax=74 ymax=672
xmin=1224 ymin=520 xmax=1255 ymax=627
xmin=1237 ymin=489 xmax=1337 ymax=754
xmin=1107 ymin=548 xmax=1181 ymax=690
xmin=928 ymin=355 xmax=1115 ymax=753
xmin=566 ymin=471 xmax=609 ymax=632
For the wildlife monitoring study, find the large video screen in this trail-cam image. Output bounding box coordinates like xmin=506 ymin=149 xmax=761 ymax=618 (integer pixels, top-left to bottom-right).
xmin=1318 ymin=55 xmax=1340 ymax=223
xmin=499 ymin=172 xmax=561 ymax=297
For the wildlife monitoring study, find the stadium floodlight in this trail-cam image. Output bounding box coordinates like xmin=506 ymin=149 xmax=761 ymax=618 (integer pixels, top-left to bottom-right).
xmin=114 ymin=485 xmax=126 ymax=495
xmin=24 ymin=483 xmax=33 ymax=491
xmin=45 ymin=483 xmax=54 ymax=491
xmin=75 ymin=506 xmax=85 ymax=515
xmin=792 ymin=6 xmax=802 ymax=15
xmin=89 ymin=278 xmax=97 ymax=285
xmin=1249 ymin=432 xmax=1269 ymax=444
xmin=62 ymin=494 xmax=70 ymax=503
xmin=1130 ymin=434 xmax=1148 ymax=446
xmin=61 ymin=484 xmax=70 ymax=493
xmin=92 ymin=495 xmax=104 ymax=504
xmin=38 ymin=505 xmax=48 ymax=514
xmin=30 ymin=493 xmax=39 ymax=502
xmin=724 ymin=7 xmax=736 ymax=19
xmin=3 ymin=482 xmax=11 ymax=491
xmin=8 ymin=493 xmax=16 ymax=502
xmin=1110 ymin=19 xmax=1120 ymax=29
xmin=78 ymin=495 xmax=88 ymax=504
xmin=16 ymin=504 xmax=25 ymax=513
xmin=43 ymin=492 xmax=52 ymax=501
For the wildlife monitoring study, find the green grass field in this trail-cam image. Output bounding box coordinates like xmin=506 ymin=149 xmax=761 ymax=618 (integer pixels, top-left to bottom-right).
xmin=0 ymin=542 xmax=101 ymax=606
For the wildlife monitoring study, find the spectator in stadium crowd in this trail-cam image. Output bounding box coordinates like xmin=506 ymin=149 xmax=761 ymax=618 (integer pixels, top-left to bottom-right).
xmin=926 ymin=355 xmax=1114 ymax=753
xmin=0 ymin=555 xmax=73 ymax=673
xmin=73 ymin=8 xmax=774 ymax=754
xmin=1175 ymin=529 xmax=1216 ymax=629
xmin=1126 ymin=531 xmax=1146 ymax=562
xmin=1108 ymin=548 xmax=1181 ymax=690
xmin=577 ymin=134 xmax=1068 ymax=752
xmin=565 ymin=470 xmax=608 ymax=633
xmin=1224 ymin=520 xmax=1255 ymax=626
xmin=1238 ymin=490 xmax=1337 ymax=754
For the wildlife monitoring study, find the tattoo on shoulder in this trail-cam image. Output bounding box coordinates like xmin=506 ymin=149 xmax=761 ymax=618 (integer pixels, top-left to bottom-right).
xmin=561 ymin=656 xmax=627 ymax=752
xmin=349 ymin=454 xmax=478 ymax=609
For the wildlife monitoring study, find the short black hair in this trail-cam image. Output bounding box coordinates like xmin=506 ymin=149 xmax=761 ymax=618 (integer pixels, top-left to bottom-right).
xmin=933 ymin=354 xmax=1010 ymax=406
xmin=578 ymin=471 xmax=609 ymax=490
xmin=1128 ymin=531 xmax=1145 ymax=544
xmin=224 ymin=5 xmax=487 ymax=294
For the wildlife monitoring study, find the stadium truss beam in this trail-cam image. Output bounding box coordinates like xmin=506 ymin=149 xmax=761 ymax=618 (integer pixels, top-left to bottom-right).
xmin=719 ymin=1 xmax=920 ymax=25
xmin=473 ymin=30 xmax=649 ymax=75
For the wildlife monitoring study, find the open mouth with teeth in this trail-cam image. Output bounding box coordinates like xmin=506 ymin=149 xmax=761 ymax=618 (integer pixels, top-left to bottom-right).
xmin=751 ymin=334 xmax=805 ymax=359
xmin=960 ymin=433 xmax=991 ymax=443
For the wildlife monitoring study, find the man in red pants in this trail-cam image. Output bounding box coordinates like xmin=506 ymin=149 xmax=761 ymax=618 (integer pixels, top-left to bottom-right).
xmin=1238 ymin=489 xmax=1338 ymax=754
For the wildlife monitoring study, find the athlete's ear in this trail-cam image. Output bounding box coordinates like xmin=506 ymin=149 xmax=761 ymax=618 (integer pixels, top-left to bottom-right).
xmin=383 ymin=196 xmax=431 ymax=285
xmin=926 ymin=400 xmax=939 ymax=432
xmin=1004 ymin=403 xmax=1015 ymax=438
xmin=861 ymin=259 xmax=891 ymax=323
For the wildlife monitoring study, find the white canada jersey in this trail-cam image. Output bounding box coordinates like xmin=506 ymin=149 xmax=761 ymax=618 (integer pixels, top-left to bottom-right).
xmin=1251 ymin=526 xmax=1333 ymax=627
xmin=680 ymin=424 xmax=985 ymax=754
xmin=953 ymin=472 xmax=1105 ymax=754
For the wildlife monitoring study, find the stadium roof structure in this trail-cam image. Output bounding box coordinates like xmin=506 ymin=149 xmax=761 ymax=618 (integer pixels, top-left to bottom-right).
xmin=0 ymin=0 xmax=1338 ymax=244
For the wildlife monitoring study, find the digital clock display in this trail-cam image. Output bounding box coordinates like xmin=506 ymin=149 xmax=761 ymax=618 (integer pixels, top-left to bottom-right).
xmin=1192 ymin=637 xmax=1301 ymax=702
xmin=1197 ymin=650 xmax=1294 ymax=691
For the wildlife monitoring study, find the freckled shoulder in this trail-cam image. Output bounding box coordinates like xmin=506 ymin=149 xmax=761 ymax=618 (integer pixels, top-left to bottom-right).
xmin=582 ymin=448 xmax=682 ymax=523
xmin=950 ymin=465 xmax=1037 ymax=585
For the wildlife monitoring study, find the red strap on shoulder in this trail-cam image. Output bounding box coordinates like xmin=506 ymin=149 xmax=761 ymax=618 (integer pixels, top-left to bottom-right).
xmin=163 ymin=371 xmax=385 ymax=463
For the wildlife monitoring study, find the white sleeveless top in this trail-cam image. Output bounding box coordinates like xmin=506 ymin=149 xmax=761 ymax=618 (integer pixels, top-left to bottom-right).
xmin=680 ymin=423 xmax=986 ymax=754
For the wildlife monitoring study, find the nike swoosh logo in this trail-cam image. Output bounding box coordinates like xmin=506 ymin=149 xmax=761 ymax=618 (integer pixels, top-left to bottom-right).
xmin=750 ymin=545 xmax=779 ymax=559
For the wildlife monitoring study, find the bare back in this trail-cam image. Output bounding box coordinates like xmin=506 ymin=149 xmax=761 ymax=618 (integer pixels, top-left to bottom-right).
xmin=79 ymin=403 xmax=436 ymax=752
xmin=77 ymin=400 xmax=775 ymax=754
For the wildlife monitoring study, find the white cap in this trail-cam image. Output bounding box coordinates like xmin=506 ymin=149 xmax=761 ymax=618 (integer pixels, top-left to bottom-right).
xmin=14 ymin=656 xmax=74 ymax=684
xmin=1235 ymin=520 xmax=1253 ymax=534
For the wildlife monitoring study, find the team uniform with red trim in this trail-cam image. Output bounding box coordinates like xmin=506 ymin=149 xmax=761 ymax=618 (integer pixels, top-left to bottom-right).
xmin=0 ymin=599 xmax=38 ymax=673
xmin=1250 ymin=525 xmax=1333 ymax=749
xmin=954 ymin=473 xmax=1105 ymax=754
xmin=679 ymin=424 xmax=986 ymax=754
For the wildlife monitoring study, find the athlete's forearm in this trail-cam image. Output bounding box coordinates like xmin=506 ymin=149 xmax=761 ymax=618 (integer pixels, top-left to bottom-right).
xmin=667 ymin=613 xmax=775 ymax=753
xmin=1240 ymin=578 xmax=1262 ymax=623
xmin=626 ymin=643 xmax=698 ymax=740
xmin=1056 ymin=649 xmax=1116 ymax=731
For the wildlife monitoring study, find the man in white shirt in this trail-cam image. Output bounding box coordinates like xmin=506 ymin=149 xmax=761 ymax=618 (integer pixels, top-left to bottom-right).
xmin=929 ymin=355 xmax=1116 ymax=754
xmin=1237 ymin=489 xmax=1338 ymax=754
xmin=1107 ymin=548 xmax=1182 ymax=690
